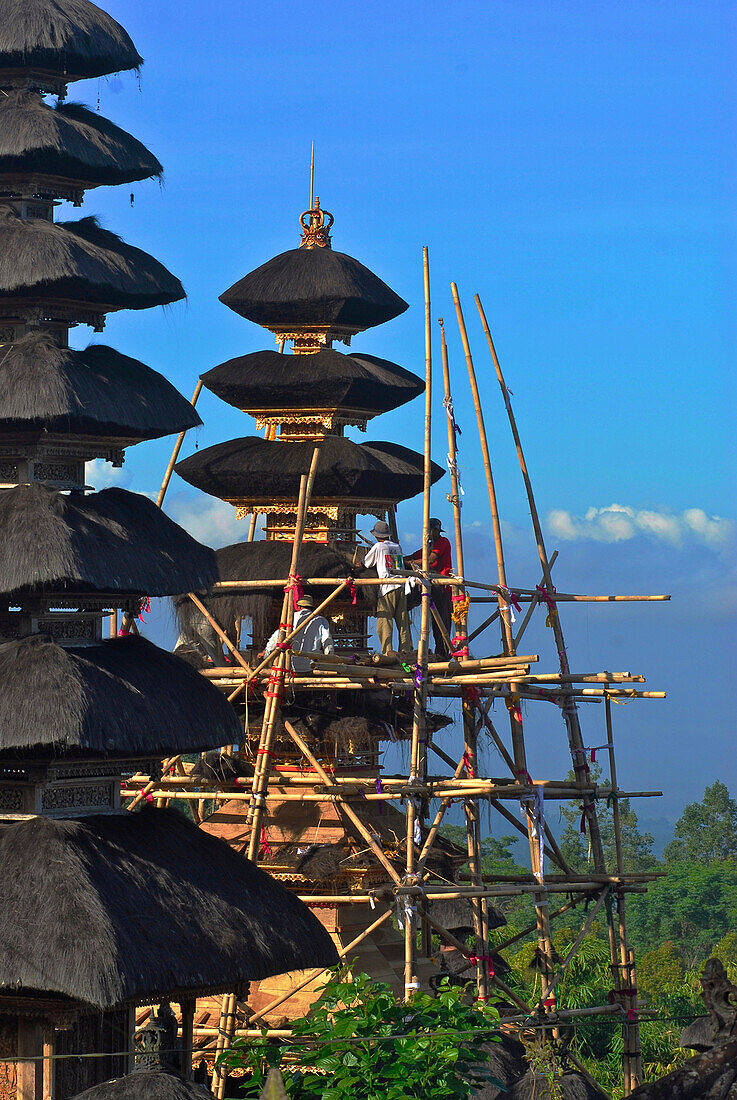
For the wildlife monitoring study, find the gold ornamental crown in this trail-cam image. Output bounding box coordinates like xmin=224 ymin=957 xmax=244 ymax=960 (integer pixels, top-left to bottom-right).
xmin=299 ymin=197 xmax=333 ymax=249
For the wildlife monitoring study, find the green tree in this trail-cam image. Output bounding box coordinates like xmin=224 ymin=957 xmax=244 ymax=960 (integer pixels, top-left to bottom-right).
xmin=627 ymin=860 xmax=737 ymax=967
xmin=637 ymin=941 xmax=684 ymax=1002
xmin=557 ymin=765 xmax=657 ymax=873
xmin=665 ymin=781 xmax=737 ymax=863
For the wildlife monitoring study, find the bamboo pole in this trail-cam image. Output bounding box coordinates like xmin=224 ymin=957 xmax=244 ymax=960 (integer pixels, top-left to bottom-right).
xmin=452 ymin=281 xmax=556 ymax=1002
xmin=247 ymin=580 xmax=349 ymax=681
xmin=439 ymin=317 xmax=468 ymax=660
xmin=535 ymin=887 xmax=609 ymax=1009
xmin=247 ymin=907 xmax=393 ymax=1027
xmin=246 ymin=447 xmax=320 ymax=861
xmin=403 ymin=245 xmax=433 ymax=1001
xmin=157 ymin=380 xmax=203 ymax=508
xmin=474 ymin=294 xmax=609 ymax=873
xmin=283 ymin=720 xmax=402 ymax=885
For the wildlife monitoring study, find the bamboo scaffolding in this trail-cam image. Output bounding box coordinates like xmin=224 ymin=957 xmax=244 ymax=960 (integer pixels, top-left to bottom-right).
xmin=403 ymin=245 xmax=433 ymax=1001
xmin=452 ymin=280 xmax=556 ymax=1002
xmin=246 ymin=448 xmax=321 ymax=861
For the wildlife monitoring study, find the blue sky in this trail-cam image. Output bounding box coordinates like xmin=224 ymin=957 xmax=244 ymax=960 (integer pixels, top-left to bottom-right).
xmin=75 ymin=0 xmax=734 ymax=829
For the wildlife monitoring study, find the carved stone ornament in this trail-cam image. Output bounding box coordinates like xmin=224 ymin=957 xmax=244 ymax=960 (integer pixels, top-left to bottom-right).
xmin=701 ymin=958 xmax=737 ymax=1044
xmin=299 ymin=197 xmax=334 ymax=249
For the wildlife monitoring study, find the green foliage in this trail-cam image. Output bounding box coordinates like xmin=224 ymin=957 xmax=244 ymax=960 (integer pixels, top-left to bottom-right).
xmin=222 ymin=967 xmax=503 ymax=1100
xmin=637 ymin=941 xmax=683 ymax=1001
xmin=627 ymin=859 xmax=737 ymax=966
xmin=665 ymin=781 xmax=737 ymax=863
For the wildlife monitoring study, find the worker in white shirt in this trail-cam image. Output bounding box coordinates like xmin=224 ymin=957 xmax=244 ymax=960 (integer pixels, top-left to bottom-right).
xmin=263 ymin=595 xmax=335 ymax=673
xmin=363 ymin=519 xmax=413 ymax=655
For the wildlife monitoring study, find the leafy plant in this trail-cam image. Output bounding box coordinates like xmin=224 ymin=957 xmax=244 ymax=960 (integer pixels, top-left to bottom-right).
xmin=222 ymin=966 xmax=503 ymax=1100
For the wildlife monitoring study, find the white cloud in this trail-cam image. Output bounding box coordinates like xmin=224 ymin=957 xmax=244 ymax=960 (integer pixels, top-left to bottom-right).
xmin=164 ymin=496 xmax=246 ymax=548
xmin=547 ymin=503 xmax=735 ymax=548
xmin=85 ymin=459 xmax=132 ymax=490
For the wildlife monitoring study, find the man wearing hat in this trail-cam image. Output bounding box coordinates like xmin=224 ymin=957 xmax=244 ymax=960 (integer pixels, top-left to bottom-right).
xmin=409 ymin=518 xmax=453 ymax=659
xmin=263 ymin=594 xmax=335 ymax=673
xmin=363 ymin=520 xmax=413 ymax=655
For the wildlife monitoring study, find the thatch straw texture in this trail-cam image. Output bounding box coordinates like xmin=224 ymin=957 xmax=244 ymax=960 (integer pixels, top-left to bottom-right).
xmin=473 ymin=1035 xmax=526 ymax=1099
xmin=0 ymin=90 xmax=161 ymax=187
xmin=506 ymin=1071 xmax=605 ymax=1099
xmin=173 ymin=539 xmax=368 ymax=643
xmin=72 ymin=1069 xmax=214 ymax=1100
xmin=0 ymin=634 xmax=240 ymax=756
xmin=174 ymin=436 xmax=443 ymax=504
xmin=429 ymin=896 xmax=506 ymax=936
xmin=0 ymin=806 xmax=338 ymax=1007
xmin=680 ymin=1015 xmax=715 ymax=1052
xmin=201 ymin=347 xmax=423 ymax=418
xmin=0 ymin=0 xmax=142 ymax=82
xmin=219 ymin=247 xmax=408 ymax=332
xmin=0 ymin=484 xmax=217 ymax=597
xmin=0 ymin=332 xmax=201 ymax=441
xmin=0 ymin=212 xmax=184 ymax=310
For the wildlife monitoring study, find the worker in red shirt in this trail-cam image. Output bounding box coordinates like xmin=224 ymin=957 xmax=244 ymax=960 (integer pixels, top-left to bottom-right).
xmin=409 ymin=518 xmax=453 ymax=659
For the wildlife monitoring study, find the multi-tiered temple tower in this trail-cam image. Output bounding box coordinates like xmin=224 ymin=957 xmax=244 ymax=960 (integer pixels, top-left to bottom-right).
xmin=170 ymin=201 xmax=470 ymax=1020
xmin=0 ymin=2 xmax=336 ymax=1097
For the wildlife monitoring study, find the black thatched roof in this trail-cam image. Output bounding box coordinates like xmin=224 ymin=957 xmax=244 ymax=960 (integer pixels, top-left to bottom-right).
xmin=0 ymin=90 xmax=162 ymax=188
xmin=219 ymin=247 xmax=408 ymax=332
xmin=680 ymin=1015 xmax=716 ymax=1052
xmin=0 ymin=212 xmax=184 ymax=312
xmin=506 ymin=1071 xmax=604 ymax=1099
xmin=0 ymin=332 xmax=201 ymax=441
xmin=0 ymin=806 xmax=338 ymax=1007
xmin=72 ymin=1069 xmax=214 ymax=1100
xmin=429 ymin=896 xmax=506 ymax=936
xmin=0 ymin=484 xmax=217 ymax=597
xmin=173 ymin=539 xmax=365 ymax=642
xmin=174 ymin=436 xmax=443 ymax=504
xmin=201 ymin=347 xmax=424 ymax=419
xmin=0 ymin=635 xmax=240 ymax=757
xmin=0 ymin=0 xmax=142 ymax=83
xmin=474 ymin=1035 xmax=527 ymax=1099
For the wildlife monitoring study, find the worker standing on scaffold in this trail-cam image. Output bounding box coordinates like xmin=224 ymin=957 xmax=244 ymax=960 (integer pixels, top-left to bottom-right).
xmin=363 ymin=520 xmax=413 ymax=655
xmin=409 ymin=518 xmax=453 ymax=659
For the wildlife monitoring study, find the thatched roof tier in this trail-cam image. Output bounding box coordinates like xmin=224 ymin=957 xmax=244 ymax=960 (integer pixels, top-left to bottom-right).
xmin=201 ymin=347 xmax=424 ymax=420
xmin=0 ymin=484 xmax=217 ymax=597
xmin=0 ymin=0 xmax=142 ymax=85
xmin=174 ymin=436 xmax=443 ymax=506
xmin=0 ymin=90 xmax=162 ymax=190
xmin=680 ymin=1015 xmax=715 ymax=1052
xmin=173 ymin=539 xmax=368 ymax=643
xmin=72 ymin=1069 xmax=214 ymax=1100
xmin=0 ymin=635 xmax=240 ymax=757
xmin=0 ymin=806 xmax=338 ymax=1007
xmin=0 ymin=212 xmax=184 ymax=316
xmin=0 ymin=332 xmax=201 ymax=442
xmin=506 ymin=1071 xmax=604 ymax=1099
xmin=219 ymin=247 xmax=408 ymax=334
xmin=429 ymin=896 xmax=506 ymax=936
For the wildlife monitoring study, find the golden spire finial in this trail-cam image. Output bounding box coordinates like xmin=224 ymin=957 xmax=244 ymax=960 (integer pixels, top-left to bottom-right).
xmin=299 ymin=194 xmax=333 ymax=249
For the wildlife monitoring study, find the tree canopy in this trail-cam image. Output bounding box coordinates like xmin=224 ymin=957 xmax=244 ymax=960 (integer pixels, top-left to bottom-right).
xmin=665 ymin=781 xmax=737 ymax=863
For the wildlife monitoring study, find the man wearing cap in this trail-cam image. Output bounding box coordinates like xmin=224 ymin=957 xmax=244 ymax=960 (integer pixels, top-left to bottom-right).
xmin=264 ymin=595 xmax=335 ymax=673
xmin=363 ymin=520 xmax=413 ymax=655
xmin=409 ymin=518 xmax=453 ymax=659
